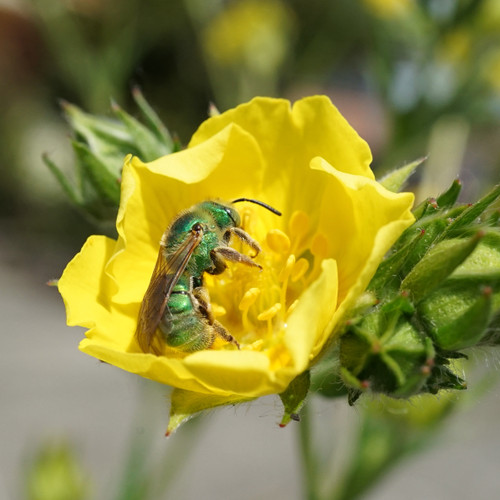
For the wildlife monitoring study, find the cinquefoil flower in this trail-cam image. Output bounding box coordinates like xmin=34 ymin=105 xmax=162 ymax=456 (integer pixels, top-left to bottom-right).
xmin=58 ymin=96 xmax=414 ymax=431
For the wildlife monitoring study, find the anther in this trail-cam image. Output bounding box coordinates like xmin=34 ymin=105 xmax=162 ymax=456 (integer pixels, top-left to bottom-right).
xmin=257 ymin=303 xmax=282 ymax=321
xmin=266 ymin=229 xmax=291 ymax=254
xmin=311 ymin=233 xmax=329 ymax=258
xmin=239 ymin=287 xmax=261 ymax=332
xmin=211 ymin=304 xmax=227 ymax=318
xmin=288 ymin=210 xmax=310 ymax=245
xmin=279 ymin=254 xmax=296 ymax=282
xmin=291 ymin=258 xmax=309 ymax=282
xmin=239 ymin=288 xmax=261 ymax=311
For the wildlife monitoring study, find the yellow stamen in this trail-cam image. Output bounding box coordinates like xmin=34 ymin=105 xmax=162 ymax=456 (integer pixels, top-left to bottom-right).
xmin=239 ymin=287 xmax=261 ymax=310
xmin=257 ymin=303 xmax=282 ymax=338
xmin=288 ymin=210 xmax=310 ymax=252
xmin=311 ymin=232 xmax=329 ymax=257
xmin=257 ymin=302 xmax=282 ymax=321
xmin=239 ymin=287 xmax=261 ymax=332
xmin=266 ymin=229 xmax=291 ymax=254
xmin=291 ymin=258 xmax=309 ymax=282
xmin=289 ymin=210 xmax=310 ymax=239
xmin=311 ymin=232 xmax=329 ymax=277
xmin=211 ymin=304 xmax=226 ymax=318
xmin=287 ymin=299 xmax=299 ymax=316
xmin=246 ymin=339 xmax=264 ymax=351
xmin=279 ymin=254 xmax=295 ymax=316
xmin=279 ymin=254 xmax=296 ymax=282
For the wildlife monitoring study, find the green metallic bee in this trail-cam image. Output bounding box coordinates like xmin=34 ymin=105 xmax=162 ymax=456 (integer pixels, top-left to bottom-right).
xmin=135 ymin=198 xmax=281 ymax=354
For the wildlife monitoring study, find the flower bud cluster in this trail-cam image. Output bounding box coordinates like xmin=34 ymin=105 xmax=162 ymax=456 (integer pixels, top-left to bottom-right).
xmin=43 ymin=88 xmax=176 ymax=223
xmin=332 ymin=179 xmax=500 ymax=403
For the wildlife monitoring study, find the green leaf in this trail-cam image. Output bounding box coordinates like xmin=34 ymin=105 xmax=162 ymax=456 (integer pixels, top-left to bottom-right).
xmin=444 ymin=184 xmax=500 ymax=237
xmin=72 ymin=141 xmax=121 ymax=204
xmin=42 ymin=154 xmax=82 ymax=206
xmin=62 ymin=101 xmax=135 ymax=159
xmin=132 ymin=86 xmax=174 ymax=150
xmin=112 ymin=101 xmax=171 ymax=161
xmin=379 ymin=157 xmax=425 ymax=193
xmin=436 ymin=178 xmax=462 ymax=209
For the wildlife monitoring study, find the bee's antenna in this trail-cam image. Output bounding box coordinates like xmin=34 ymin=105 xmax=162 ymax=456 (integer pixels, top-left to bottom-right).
xmin=232 ymin=198 xmax=282 ymax=216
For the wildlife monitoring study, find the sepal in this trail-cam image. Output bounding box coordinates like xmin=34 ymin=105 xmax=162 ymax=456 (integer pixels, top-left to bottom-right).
xmin=279 ymin=370 xmax=310 ymax=427
xmin=167 ymin=388 xmax=253 ymax=436
xmin=379 ymin=157 xmax=425 ymax=193
xmin=44 ymin=89 xmax=176 ymax=224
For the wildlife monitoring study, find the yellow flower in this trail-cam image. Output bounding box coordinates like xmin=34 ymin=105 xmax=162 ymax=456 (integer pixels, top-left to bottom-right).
xmin=362 ymin=0 xmax=414 ymax=18
xmin=58 ymin=96 xmax=414 ymax=432
xmin=202 ymin=0 xmax=293 ymax=71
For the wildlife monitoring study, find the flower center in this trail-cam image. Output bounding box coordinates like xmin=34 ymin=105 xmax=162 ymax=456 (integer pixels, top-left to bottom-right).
xmin=206 ymin=209 xmax=329 ymax=351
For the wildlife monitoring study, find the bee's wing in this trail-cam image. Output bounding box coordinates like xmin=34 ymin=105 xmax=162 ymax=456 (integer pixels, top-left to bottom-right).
xmin=135 ymin=229 xmax=203 ymax=354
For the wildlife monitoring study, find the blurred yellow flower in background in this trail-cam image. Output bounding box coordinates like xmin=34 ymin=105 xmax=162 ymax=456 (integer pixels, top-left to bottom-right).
xmin=58 ymin=96 xmax=414 ymax=429
xmin=362 ymin=0 xmax=414 ymax=18
xmin=202 ymin=0 xmax=294 ymax=74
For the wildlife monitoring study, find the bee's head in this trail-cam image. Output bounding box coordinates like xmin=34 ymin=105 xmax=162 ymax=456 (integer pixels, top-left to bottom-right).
xmin=200 ymin=200 xmax=241 ymax=230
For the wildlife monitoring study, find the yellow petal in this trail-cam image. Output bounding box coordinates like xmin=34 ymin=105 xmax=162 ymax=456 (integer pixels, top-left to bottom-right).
xmin=58 ymin=235 xmax=116 ymax=330
xmin=285 ymin=259 xmax=338 ymax=370
xmin=189 ymin=96 xmax=374 ymax=216
xmin=110 ymin=123 xmax=265 ymax=305
xmin=59 ymin=95 xmax=416 ymax=411
xmin=310 ymin=157 xmax=414 ymax=305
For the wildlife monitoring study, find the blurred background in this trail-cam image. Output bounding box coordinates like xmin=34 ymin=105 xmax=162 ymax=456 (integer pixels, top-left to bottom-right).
xmin=2 ymin=0 xmax=500 ymax=499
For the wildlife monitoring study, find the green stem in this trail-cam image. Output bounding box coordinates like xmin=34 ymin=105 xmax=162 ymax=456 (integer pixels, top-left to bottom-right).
xmin=298 ymin=401 xmax=322 ymax=500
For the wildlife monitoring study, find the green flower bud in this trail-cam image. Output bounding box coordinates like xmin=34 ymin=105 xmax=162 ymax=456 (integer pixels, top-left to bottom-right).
xmin=418 ymin=230 xmax=500 ymax=350
xmin=25 ymin=441 xmax=89 ymax=500
xmin=328 ymin=179 xmax=500 ymax=403
xmin=429 ymin=286 xmax=492 ymax=350
xmin=339 ymin=294 xmax=431 ymax=400
xmin=401 ymin=232 xmax=484 ymax=303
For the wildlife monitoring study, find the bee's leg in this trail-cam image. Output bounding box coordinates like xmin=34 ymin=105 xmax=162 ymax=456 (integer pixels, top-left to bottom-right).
xmin=213 ymin=320 xmax=240 ymax=349
xmin=212 ymin=246 xmax=262 ymax=270
xmin=226 ymin=227 xmax=261 ymax=258
xmin=207 ymin=249 xmax=228 ymax=275
xmin=192 ymin=286 xmax=214 ymax=324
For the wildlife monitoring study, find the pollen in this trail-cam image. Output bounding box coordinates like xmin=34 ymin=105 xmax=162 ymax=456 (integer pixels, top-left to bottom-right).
xmin=206 ymin=206 xmax=327 ymax=351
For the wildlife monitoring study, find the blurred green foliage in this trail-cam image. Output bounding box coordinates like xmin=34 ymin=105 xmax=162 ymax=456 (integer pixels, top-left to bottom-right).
xmin=4 ymin=1 xmax=500 ymax=499
xmin=3 ymin=0 xmax=500 ymax=224
xmin=25 ymin=440 xmax=89 ymax=500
